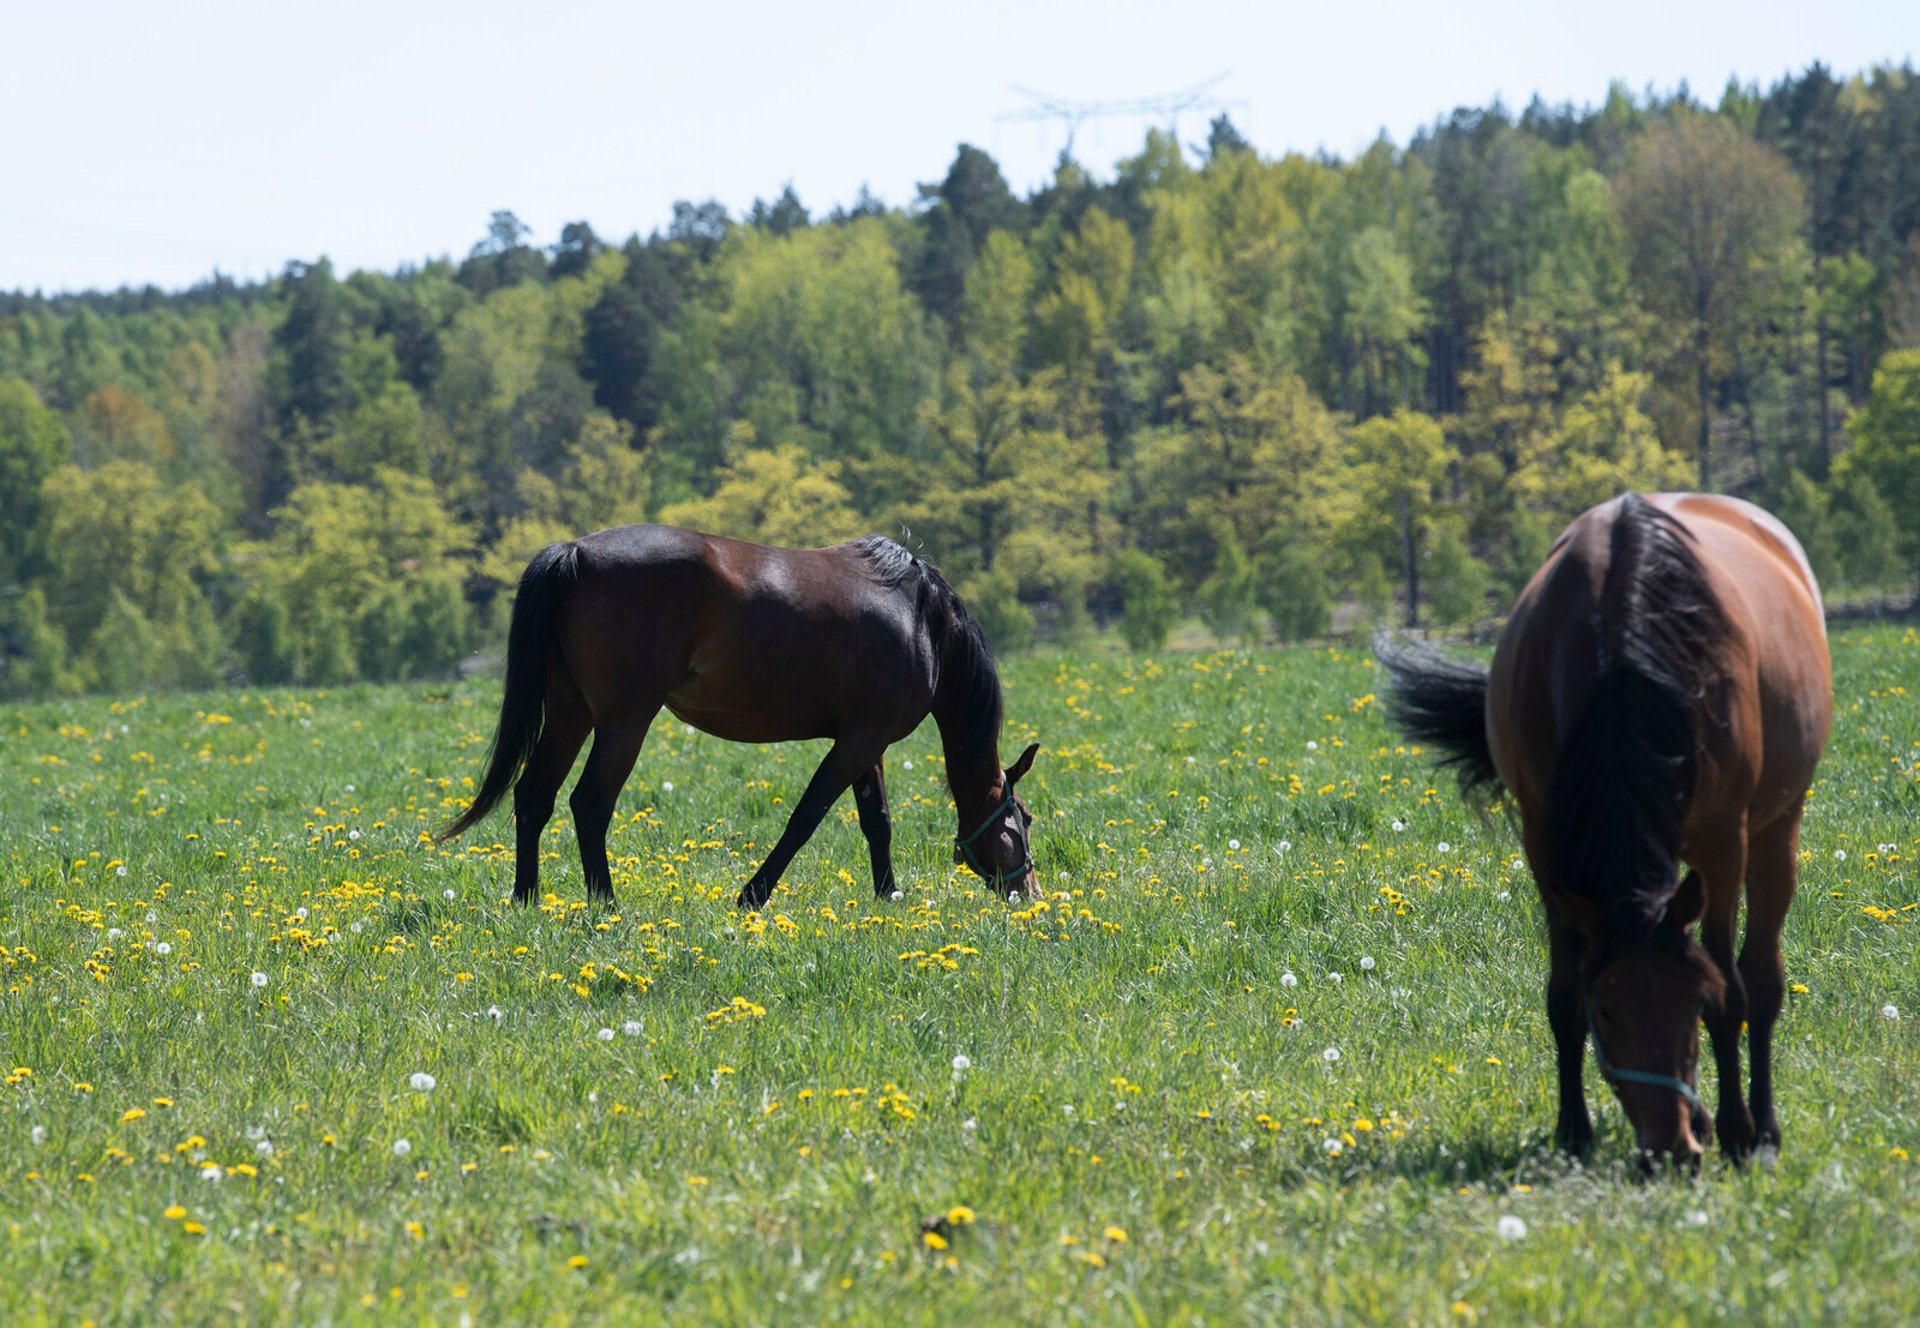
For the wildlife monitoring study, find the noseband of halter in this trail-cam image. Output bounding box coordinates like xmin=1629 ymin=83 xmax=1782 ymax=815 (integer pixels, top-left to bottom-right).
xmin=1588 ymin=1011 xmax=1700 ymax=1109
xmin=955 ymin=782 xmax=1033 ymax=891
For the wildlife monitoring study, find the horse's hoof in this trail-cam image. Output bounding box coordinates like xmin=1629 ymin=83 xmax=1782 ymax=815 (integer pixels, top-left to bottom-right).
xmin=1554 ymin=1120 xmax=1595 ymax=1157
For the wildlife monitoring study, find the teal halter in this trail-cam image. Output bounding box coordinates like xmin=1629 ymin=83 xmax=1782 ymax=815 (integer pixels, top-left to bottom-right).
xmin=955 ymin=785 xmax=1033 ymax=891
xmin=1588 ymin=1011 xmax=1701 ymax=1108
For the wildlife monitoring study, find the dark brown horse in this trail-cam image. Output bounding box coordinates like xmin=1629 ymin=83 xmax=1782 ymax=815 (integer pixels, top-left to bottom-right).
xmin=1378 ymin=493 xmax=1831 ymax=1168
xmin=441 ymin=526 xmax=1041 ymax=910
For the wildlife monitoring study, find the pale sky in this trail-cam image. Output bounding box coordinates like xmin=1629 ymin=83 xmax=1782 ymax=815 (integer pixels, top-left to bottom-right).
xmin=1 ymin=0 xmax=1912 ymax=294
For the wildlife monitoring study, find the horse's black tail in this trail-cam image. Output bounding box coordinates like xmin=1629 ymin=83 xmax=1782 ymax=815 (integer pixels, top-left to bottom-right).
xmin=439 ymin=541 xmax=579 ymax=842
xmin=1373 ymin=632 xmax=1501 ymax=805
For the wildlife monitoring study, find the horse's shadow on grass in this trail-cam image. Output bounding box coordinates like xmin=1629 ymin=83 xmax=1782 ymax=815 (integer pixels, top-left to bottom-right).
xmin=1357 ymin=1127 xmax=1656 ymax=1191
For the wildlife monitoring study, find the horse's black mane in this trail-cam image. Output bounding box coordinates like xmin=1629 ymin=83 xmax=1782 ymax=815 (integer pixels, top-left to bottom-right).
xmin=1544 ymin=496 xmax=1729 ymax=943
xmin=850 ymin=536 xmax=1003 ymax=754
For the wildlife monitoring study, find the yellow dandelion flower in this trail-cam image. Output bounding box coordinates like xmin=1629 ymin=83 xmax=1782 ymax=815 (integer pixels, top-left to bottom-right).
xmin=567 ymin=1254 xmax=589 ymax=1270
xmin=405 ymin=1221 xmax=424 ymax=1240
xmin=73 ymin=1082 xmax=93 ymax=1093
xmin=182 ymin=1221 xmax=207 ymax=1236
xmin=1079 ymin=1251 xmax=1107 ymax=1268
xmin=120 ymin=1108 xmax=147 ymax=1123
xmin=947 ymin=1205 xmax=976 ymax=1226
xmin=152 ymin=1097 xmax=174 ymax=1108
xmin=1103 ymin=1226 xmax=1128 ymax=1243
xmin=163 ymin=1205 xmax=187 ymax=1220
xmin=923 ymin=1231 xmax=949 ymax=1251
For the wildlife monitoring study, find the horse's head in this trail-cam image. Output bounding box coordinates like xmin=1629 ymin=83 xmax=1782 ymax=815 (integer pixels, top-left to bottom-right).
xmin=954 ymin=742 xmax=1039 ymax=898
xmin=1576 ymin=872 xmax=1725 ymax=1171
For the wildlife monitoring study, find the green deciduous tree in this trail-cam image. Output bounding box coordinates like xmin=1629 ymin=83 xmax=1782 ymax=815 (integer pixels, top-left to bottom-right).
xmin=1614 ymin=111 xmax=1806 ymax=485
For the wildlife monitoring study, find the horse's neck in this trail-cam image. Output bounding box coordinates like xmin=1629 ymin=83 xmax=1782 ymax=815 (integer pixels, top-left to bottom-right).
xmin=933 ymin=709 xmax=1001 ymax=813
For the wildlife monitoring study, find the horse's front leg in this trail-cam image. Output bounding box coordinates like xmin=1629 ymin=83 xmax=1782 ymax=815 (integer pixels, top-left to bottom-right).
xmin=1696 ymin=832 xmax=1754 ymax=1159
xmin=1738 ymin=803 xmax=1803 ymax=1153
xmin=852 ymin=762 xmax=897 ymax=900
xmin=1545 ymin=911 xmax=1594 ymax=1156
xmin=737 ymin=740 xmax=880 ymax=911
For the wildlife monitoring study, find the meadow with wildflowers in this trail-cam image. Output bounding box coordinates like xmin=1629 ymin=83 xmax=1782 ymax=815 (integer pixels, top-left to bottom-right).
xmin=4 ymin=631 xmax=1920 ymax=1325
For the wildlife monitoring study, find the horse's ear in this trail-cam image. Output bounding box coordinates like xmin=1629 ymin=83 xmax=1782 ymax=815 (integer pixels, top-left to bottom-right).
xmin=1006 ymin=742 xmax=1039 ymax=787
xmin=1664 ymin=869 xmax=1706 ymax=931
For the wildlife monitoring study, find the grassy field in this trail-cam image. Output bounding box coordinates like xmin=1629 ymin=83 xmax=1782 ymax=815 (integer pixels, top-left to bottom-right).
xmin=4 ymin=631 xmax=1918 ymax=1325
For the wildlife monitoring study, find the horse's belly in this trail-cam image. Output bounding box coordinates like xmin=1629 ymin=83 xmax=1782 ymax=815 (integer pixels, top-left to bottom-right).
xmin=661 ymin=684 xmax=833 ymax=744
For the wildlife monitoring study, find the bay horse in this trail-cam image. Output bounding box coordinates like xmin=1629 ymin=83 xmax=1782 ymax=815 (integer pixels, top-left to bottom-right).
xmin=1377 ymin=493 xmax=1830 ymax=1168
xmin=441 ymin=526 xmax=1041 ymax=910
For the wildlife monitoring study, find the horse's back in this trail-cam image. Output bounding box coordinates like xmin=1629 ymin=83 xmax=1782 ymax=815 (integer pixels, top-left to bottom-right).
xmin=1490 ymin=494 xmax=1830 ymax=835
xmin=557 ymin=525 xmax=937 ymax=743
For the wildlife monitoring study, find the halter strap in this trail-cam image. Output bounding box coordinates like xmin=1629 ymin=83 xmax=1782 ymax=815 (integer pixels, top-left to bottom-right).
xmin=1588 ymin=1011 xmax=1700 ymax=1108
xmin=955 ymin=784 xmax=1033 ymax=890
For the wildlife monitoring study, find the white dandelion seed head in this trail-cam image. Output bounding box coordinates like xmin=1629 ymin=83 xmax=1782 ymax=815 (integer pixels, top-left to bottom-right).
xmin=30 ymin=1125 xmax=46 ymax=1146
xmin=487 ymin=1006 xmax=504 ymax=1021
xmin=1834 ymin=849 xmax=1847 ymax=862
xmin=344 ymin=784 xmax=354 ymax=793
xmin=1496 ymin=891 xmax=1512 ymax=902
xmin=146 ymin=910 xmax=157 ymax=923
xmin=200 ymin=1164 xmax=223 ymax=1182
xmin=588 ymin=1091 xmax=599 ymax=1104
xmin=1884 ymin=1004 xmax=1900 ymax=1021
xmin=1058 ymin=871 xmax=1070 ymax=881
xmin=1683 ymin=1209 xmax=1709 ymax=1228
xmin=350 ymin=921 xmax=363 ymax=934
xmin=1306 ymin=740 xmax=1319 ymax=752
xmin=1228 ymin=839 xmax=1241 ymax=851
xmin=597 ymin=1027 xmax=615 ymax=1042
xmin=392 ymin=1138 xmax=412 ymax=1157
xmin=410 ymin=1072 xmax=436 ymax=1093
xmin=962 ymin=1117 xmax=977 ymax=1131
xmin=1280 ymin=972 xmax=1298 ymax=988
xmin=295 ymin=907 xmax=308 ymax=919
xmin=902 ymin=760 xmax=914 ymax=770
xmin=1878 ymin=843 xmax=1896 ymax=854
xmin=1496 ymin=1215 xmax=1528 ymax=1241
xmin=1322 ymin=1046 xmax=1341 ymax=1063
xmin=951 ymin=1054 xmax=971 ymax=1072
xmin=661 ymin=781 xmax=674 ymax=793
xmin=1328 ymin=972 xmax=1343 ymax=984
xmin=348 ymin=829 xmax=361 ymax=841
xmin=443 ymin=889 xmax=456 ymax=901
xmin=116 ymin=865 xmax=128 ymax=877
xmin=250 ymin=971 xmax=268 ymax=988
xmin=155 ymin=942 xmax=171 ymax=956
xmin=1360 ymin=956 xmax=1376 ymax=971
xmin=1062 ymin=1104 xmax=1074 ymax=1116
xmin=256 ymin=1140 xmax=274 ymax=1158
xmin=1437 ymin=841 xmax=1451 ymax=854
xmin=1322 ymin=1138 xmax=1343 ymax=1155
xmin=1392 ymin=819 xmax=1406 ymax=832
xmin=1276 ymin=840 xmax=1291 ymax=853
xmin=108 ymin=928 xmax=123 ymax=940
xmin=890 ymin=890 xmax=904 ymax=902
xmin=623 ymin=1020 xmax=642 ymax=1037
xmin=1185 ymin=755 xmax=1196 ymax=765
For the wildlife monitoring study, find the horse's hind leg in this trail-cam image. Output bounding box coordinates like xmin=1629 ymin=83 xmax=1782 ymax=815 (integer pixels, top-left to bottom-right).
xmin=852 ymin=762 xmax=897 ymax=899
xmin=568 ymin=708 xmax=659 ymax=905
xmin=511 ymin=679 xmax=592 ymax=906
xmin=1739 ymin=800 xmax=1804 ymax=1153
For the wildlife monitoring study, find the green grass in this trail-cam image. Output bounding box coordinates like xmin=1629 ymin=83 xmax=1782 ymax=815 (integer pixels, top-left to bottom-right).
xmin=4 ymin=631 xmax=1919 ymax=1325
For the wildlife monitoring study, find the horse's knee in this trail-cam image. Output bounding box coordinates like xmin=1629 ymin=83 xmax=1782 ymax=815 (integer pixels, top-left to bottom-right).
xmin=569 ymin=782 xmax=613 ymax=832
xmin=514 ymin=779 xmax=556 ymax=829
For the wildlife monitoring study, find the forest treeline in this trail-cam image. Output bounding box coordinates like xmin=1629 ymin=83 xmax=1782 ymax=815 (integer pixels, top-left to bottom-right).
xmin=5 ymin=63 xmax=1920 ymax=696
